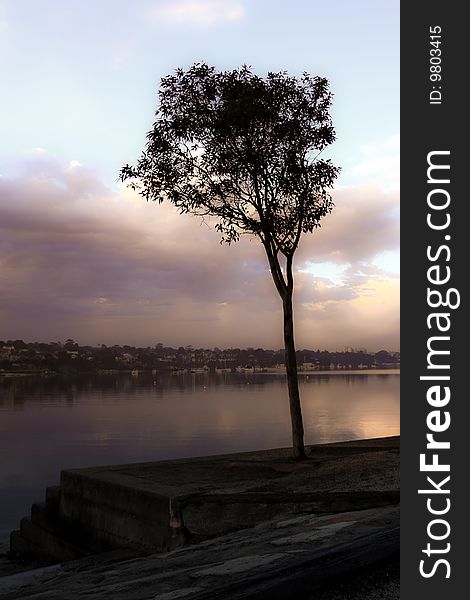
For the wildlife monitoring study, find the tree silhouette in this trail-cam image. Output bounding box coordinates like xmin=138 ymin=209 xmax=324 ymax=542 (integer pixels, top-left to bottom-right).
xmin=120 ymin=64 xmax=339 ymax=458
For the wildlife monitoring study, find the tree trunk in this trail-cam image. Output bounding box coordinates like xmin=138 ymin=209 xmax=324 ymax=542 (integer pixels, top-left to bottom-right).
xmin=262 ymin=238 xmax=306 ymax=459
xmin=283 ymin=293 xmax=307 ymax=459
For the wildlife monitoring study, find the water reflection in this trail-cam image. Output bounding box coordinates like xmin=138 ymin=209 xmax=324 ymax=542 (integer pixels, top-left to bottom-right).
xmin=0 ymin=371 xmax=399 ymax=541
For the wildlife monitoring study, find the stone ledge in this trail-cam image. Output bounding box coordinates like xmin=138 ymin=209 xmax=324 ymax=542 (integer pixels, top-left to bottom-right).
xmin=6 ymin=436 xmax=399 ymax=567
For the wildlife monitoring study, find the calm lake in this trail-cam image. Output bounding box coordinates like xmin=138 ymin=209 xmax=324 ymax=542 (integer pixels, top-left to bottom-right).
xmin=0 ymin=370 xmax=399 ymax=543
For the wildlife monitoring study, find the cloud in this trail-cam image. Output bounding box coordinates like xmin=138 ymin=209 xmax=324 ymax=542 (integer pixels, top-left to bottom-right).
xmin=148 ymin=0 xmax=245 ymax=27
xmin=296 ymin=184 xmax=399 ymax=266
xmin=344 ymin=134 xmax=400 ymax=191
xmin=296 ymin=277 xmax=399 ymax=351
xmin=25 ymin=147 xmax=47 ymax=155
xmin=0 ymin=154 xmax=398 ymax=350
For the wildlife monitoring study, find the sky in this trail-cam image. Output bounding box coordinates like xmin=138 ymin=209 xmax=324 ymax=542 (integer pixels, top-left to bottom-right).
xmin=0 ymin=0 xmax=399 ymax=351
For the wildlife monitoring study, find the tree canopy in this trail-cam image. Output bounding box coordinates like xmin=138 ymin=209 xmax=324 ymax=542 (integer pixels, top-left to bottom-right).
xmin=121 ymin=64 xmax=338 ymax=286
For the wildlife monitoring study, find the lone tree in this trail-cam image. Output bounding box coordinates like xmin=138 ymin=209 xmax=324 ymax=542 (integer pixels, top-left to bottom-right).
xmin=120 ymin=64 xmax=339 ymax=459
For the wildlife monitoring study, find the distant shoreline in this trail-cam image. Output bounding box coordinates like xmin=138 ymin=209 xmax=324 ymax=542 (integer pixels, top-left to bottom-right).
xmin=0 ymin=367 xmax=400 ymax=378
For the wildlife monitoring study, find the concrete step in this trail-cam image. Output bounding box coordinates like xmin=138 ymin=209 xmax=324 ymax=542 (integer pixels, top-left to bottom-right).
xmin=60 ymin=470 xmax=186 ymax=552
xmin=19 ymin=517 xmax=88 ymax=562
xmin=30 ymin=502 xmax=59 ymax=531
xmin=56 ymin=440 xmax=400 ymax=554
xmin=9 ymin=530 xmax=44 ymax=561
xmin=45 ymin=485 xmax=61 ymax=511
xmin=10 ymin=490 xmax=113 ymax=562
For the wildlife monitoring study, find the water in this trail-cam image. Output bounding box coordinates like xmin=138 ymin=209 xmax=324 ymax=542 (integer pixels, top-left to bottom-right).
xmin=0 ymin=370 xmax=399 ymax=543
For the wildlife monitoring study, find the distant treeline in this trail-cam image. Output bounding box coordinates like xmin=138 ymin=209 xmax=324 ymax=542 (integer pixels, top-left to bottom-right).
xmin=0 ymin=339 xmax=399 ymax=374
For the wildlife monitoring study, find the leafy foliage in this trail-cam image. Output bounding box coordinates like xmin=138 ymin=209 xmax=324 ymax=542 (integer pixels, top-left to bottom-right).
xmin=120 ymin=64 xmax=339 ymax=257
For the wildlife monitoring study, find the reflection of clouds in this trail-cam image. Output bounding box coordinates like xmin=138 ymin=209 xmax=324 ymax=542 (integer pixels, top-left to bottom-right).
xmin=300 ymin=374 xmax=400 ymax=443
xmin=0 ymin=154 xmax=398 ymax=350
xmin=0 ymin=373 xmax=399 ymax=536
xmin=1 ymin=373 xmax=399 ymax=453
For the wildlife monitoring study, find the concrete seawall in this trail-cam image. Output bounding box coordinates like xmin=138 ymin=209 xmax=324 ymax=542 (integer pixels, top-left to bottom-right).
xmin=3 ymin=436 xmax=399 ymax=599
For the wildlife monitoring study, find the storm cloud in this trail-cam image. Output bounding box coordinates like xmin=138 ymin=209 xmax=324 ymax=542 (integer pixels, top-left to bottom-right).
xmin=0 ymin=154 xmax=399 ymax=350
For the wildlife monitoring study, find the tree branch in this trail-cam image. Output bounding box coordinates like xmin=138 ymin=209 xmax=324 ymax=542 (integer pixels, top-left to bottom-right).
xmin=262 ymin=235 xmax=288 ymax=299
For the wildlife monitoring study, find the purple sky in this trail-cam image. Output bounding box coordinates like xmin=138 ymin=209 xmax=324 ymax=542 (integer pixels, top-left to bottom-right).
xmin=0 ymin=1 xmax=399 ymax=351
